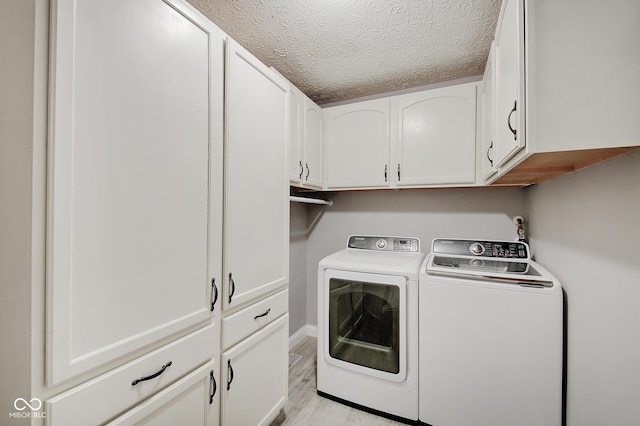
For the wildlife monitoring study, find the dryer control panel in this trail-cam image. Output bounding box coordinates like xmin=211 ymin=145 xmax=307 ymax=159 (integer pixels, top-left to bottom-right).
xmin=348 ymin=235 xmax=420 ymax=252
xmin=432 ymin=239 xmax=529 ymax=259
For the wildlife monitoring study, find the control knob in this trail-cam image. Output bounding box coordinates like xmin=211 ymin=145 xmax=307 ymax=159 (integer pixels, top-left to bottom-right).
xmin=469 ymin=242 xmax=485 ymax=256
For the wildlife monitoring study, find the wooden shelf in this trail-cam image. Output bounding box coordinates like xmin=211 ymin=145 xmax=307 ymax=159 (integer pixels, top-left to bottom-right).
xmin=493 ymin=146 xmax=640 ymax=186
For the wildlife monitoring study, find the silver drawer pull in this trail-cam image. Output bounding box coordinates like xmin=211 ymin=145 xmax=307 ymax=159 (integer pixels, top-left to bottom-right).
xmin=254 ymin=308 xmax=271 ymax=320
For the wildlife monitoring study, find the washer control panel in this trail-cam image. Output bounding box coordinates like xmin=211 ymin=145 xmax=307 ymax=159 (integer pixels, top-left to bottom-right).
xmin=348 ymin=235 xmax=420 ymax=253
xmin=432 ymin=239 xmax=529 ymax=259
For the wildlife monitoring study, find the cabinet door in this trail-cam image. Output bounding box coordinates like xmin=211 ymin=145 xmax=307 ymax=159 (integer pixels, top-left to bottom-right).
xmin=482 ymin=43 xmax=498 ymax=180
xmin=325 ymin=99 xmax=391 ymax=188
xmin=106 ymin=360 xmax=219 ymax=426
xmin=221 ymin=315 xmax=288 ymax=426
xmin=303 ymin=97 xmax=324 ymax=189
xmin=494 ymin=0 xmax=525 ymax=167
xmin=47 ymin=0 xmax=224 ymax=385
xmin=288 ymin=86 xmax=305 ymax=185
xmin=224 ymin=39 xmax=289 ymax=311
xmin=395 ymin=83 xmax=477 ymax=186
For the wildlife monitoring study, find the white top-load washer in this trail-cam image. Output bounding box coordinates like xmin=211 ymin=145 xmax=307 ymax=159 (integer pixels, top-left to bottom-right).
xmin=419 ymin=238 xmax=563 ymax=426
xmin=317 ymin=235 xmax=425 ymax=423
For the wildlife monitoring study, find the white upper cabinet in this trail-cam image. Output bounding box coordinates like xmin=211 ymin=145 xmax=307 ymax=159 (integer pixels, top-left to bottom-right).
xmin=324 ymin=83 xmax=477 ymax=190
xmin=486 ymin=0 xmax=640 ymax=185
xmin=303 ymin=97 xmax=324 ymax=188
xmin=481 ymin=43 xmax=498 ymax=179
xmin=288 ymin=86 xmax=305 ymax=184
xmin=395 ymin=83 xmax=477 ymax=186
xmin=223 ymin=39 xmax=289 ymax=312
xmin=493 ymin=0 xmax=526 ymax=168
xmin=289 ymin=85 xmax=324 ymax=189
xmin=325 ymin=99 xmax=392 ymax=189
xmin=47 ymin=0 xmax=224 ymax=385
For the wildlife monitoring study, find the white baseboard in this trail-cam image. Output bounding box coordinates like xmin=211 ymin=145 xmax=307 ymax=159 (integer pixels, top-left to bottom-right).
xmin=289 ymin=324 xmax=317 ymax=349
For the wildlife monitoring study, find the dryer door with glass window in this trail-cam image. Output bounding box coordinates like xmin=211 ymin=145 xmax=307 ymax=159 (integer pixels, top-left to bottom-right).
xmin=323 ymin=270 xmax=407 ymax=382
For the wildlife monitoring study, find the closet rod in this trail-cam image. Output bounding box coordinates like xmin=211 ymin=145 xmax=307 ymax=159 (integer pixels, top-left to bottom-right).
xmin=289 ymin=196 xmax=333 ymax=206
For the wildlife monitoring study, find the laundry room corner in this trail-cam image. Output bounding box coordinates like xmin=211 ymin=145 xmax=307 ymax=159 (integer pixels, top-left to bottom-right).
xmin=289 ymin=201 xmax=310 ymax=347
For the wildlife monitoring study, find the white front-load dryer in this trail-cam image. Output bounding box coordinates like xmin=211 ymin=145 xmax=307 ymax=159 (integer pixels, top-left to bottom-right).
xmin=317 ymin=236 xmax=425 ymax=423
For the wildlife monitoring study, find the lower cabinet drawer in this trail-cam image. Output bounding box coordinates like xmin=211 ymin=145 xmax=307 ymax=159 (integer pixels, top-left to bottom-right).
xmin=46 ymin=323 xmax=216 ymax=426
xmin=221 ymin=288 xmax=288 ymax=350
xmin=106 ymin=359 xmax=218 ymax=426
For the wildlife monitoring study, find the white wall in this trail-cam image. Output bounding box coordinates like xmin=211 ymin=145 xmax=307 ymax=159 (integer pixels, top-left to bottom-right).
xmin=305 ymin=187 xmax=528 ymax=327
xmin=289 ymin=202 xmax=309 ymax=338
xmin=0 ymin=0 xmax=41 ymax=417
xmin=527 ymin=151 xmax=640 ymax=426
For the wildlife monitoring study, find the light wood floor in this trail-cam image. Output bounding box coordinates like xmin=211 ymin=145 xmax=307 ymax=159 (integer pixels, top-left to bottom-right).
xmin=270 ymin=336 xmax=407 ymax=426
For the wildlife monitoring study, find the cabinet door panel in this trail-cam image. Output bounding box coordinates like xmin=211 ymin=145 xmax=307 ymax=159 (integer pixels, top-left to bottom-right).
xmin=482 ymin=44 xmax=498 ymax=179
xmin=105 ymin=360 xmax=218 ymax=426
xmin=224 ymin=39 xmax=289 ymax=311
xmin=494 ymin=0 xmax=525 ymax=167
xmin=303 ymin=98 xmax=324 ymax=188
xmin=325 ymin=100 xmax=391 ymax=188
xmin=221 ymin=315 xmax=288 ymax=426
xmin=288 ymin=86 xmax=304 ymax=184
xmin=47 ymin=325 xmax=217 ymax=426
xmin=396 ymin=84 xmax=477 ymax=185
xmin=47 ymin=0 xmax=223 ymax=385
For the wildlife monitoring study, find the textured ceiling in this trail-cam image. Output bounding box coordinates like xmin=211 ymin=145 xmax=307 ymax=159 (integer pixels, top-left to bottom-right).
xmin=187 ymin=0 xmax=501 ymax=105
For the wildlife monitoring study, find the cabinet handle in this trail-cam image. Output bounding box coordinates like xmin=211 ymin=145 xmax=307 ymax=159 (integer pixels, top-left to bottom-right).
xmin=210 ymin=278 xmax=218 ymax=311
xmin=507 ymin=100 xmax=517 ymax=140
xmin=254 ymin=308 xmax=271 ymax=320
xmin=228 ymin=273 xmax=235 ymax=304
xmin=397 ymin=163 xmax=401 ymax=181
xmin=384 ymin=165 xmax=388 ymax=182
xmin=305 ymin=163 xmax=310 ymax=180
xmin=298 ymin=161 xmax=303 ymax=180
xmin=226 ymin=359 xmax=234 ymax=391
xmin=209 ymin=370 xmax=217 ymax=404
xmin=131 ymin=361 xmax=172 ymax=386
xmin=487 ymin=141 xmax=494 ymax=167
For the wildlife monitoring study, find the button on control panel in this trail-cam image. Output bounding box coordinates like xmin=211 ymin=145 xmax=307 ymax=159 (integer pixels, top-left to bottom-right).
xmin=469 ymin=242 xmax=485 ymax=255
xmin=432 ymin=239 xmax=530 ymax=259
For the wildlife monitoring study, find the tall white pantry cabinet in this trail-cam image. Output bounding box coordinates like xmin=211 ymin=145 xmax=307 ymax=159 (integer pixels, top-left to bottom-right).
xmin=0 ymin=1 xmax=288 ymax=425
xmin=221 ymin=39 xmax=290 ymax=426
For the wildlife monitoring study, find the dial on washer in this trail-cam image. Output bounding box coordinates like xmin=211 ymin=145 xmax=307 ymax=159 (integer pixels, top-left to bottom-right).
xmin=469 ymin=242 xmax=485 ymax=255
